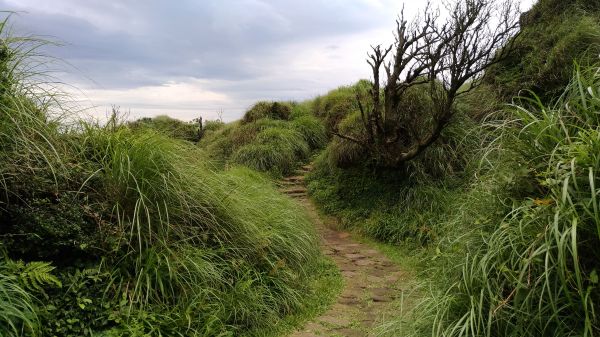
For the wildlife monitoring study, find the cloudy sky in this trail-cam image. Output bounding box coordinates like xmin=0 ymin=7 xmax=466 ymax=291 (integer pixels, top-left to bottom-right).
xmin=5 ymin=0 xmax=534 ymax=121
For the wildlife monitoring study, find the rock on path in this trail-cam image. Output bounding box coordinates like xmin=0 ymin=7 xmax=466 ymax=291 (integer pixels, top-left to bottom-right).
xmin=279 ymin=165 xmax=409 ymax=337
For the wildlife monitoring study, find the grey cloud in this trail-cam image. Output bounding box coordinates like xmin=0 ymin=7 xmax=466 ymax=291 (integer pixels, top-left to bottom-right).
xmin=2 ymin=0 xmax=404 ymax=120
xmin=6 ymin=0 xmax=395 ymax=85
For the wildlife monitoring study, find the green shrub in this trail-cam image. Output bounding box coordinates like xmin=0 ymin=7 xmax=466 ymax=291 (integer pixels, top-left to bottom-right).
xmin=289 ymin=101 xmax=312 ymax=119
xmin=485 ymin=0 xmax=600 ymax=102
xmin=201 ymin=104 xmax=326 ymax=174
xmin=242 ymin=101 xmax=292 ymax=124
xmin=129 ymin=115 xmax=200 ymax=142
xmin=202 ymin=119 xmax=225 ymax=132
xmin=0 ymin=198 xmax=101 ymax=261
xmin=379 ymin=64 xmax=600 ymax=337
xmin=290 ymin=115 xmax=327 ymax=150
xmin=324 ymin=112 xmax=366 ymax=168
xmin=232 ymin=127 xmax=308 ymax=175
xmin=311 ymin=79 xmax=370 ymax=134
xmin=233 ymin=143 xmax=296 ymax=175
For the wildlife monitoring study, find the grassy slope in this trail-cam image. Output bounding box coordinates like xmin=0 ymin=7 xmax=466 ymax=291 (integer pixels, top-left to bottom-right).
xmin=308 ymin=74 xmax=600 ymax=336
xmin=485 ymin=0 xmax=600 ymax=102
xmin=199 ymin=101 xmax=326 ymax=177
xmin=302 ymin=2 xmax=600 ymax=333
xmin=0 ymin=26 xmax=336 ymax=337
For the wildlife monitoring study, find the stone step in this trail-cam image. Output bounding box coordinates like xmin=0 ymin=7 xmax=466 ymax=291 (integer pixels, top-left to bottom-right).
xmin=284 ymin=190 xmax=308 ymax=195
xmin=282 ymin=175 xmax=305 ymax=182
xmin=280 ymin=187 xmax=308 ymax=194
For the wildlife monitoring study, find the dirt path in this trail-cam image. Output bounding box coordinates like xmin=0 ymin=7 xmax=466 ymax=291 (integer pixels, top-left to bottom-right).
xmin=280 ymin=165 xmax=409 ymax=337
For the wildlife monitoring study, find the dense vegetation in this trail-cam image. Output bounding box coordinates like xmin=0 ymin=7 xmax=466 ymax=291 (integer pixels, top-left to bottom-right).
xmin=303 ymin=0 xmax=600 ymax=336
xmin=0 ymin=20 xmax=336 ymax=337
xmin=485 ymin=0 xmax=600 ymax=102
xmin=128 ymin=115 xmax=202 ymax=142
xmin=199 ymin=101 xmax=326 ymax=176
xmin=2 ymin=0 xmax=599 ymax=336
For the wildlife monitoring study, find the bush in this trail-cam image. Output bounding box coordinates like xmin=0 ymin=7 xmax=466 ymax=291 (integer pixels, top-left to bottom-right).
xmin=129 ymin=115 xmax=200 ymax=142
xmin=291 ymin=115 xmax=327 ymax=150
xmin=0 ymin=198 xmax=101 ymax=261
xmin=202 ymin=119 xmax=225 ymax=132
xmin=0 ymin=19 xmax=325 ymax=336
xmin=232 ymin=127 xmax=309 ymax=175
xmin=311 ymin=80 xmax=370 ymax=134
xmin=200 ymin=103 xmax=327 ymax=175
xmin=242 ymin=101 xmax=292 ymax=124
xmin=379 ymin=64 xmax=600 ymax=337
xmin=485 ymin=0 xmax=600 ymax=102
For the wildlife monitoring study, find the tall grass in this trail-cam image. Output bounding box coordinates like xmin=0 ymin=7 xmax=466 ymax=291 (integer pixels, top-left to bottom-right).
xmin=379 ymin=64 xmax=600 ymax=337
xmin=200 ymin=105 xmax=326 ymax=176
xmin=0 ymin=15 xmax=324 ymax=336
xmin=0 ymin=261 xmax=38 ymax=337
xmin=66 ymin=121 xmax=322 ymax=335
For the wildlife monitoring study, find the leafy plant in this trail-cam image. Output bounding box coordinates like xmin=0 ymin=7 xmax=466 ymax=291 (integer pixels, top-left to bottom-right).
xmin=0 ymin=260 xmax=39 ymax=337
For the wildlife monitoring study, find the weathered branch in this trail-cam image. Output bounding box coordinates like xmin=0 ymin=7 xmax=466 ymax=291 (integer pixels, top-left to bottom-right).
xmin=332 ymin=0 xmax=521 ymax=168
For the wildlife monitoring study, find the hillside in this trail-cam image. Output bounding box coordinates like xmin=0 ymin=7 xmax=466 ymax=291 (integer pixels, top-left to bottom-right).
xmin=2 ymin=0 xmax=600 ymax=336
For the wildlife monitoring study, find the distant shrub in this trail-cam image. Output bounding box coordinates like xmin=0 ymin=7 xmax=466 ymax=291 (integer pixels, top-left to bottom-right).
xmin=129 ymin=115 xmax=200 ymax=142
xmin=242 ymin=101 xmax=292 ymax=124
xmin=311 ymin=80 xmax=370 ymax=134
xmin=232 ymin=143 xmax=296 ymax=174
xmin=232 ymin=127 xmax=309 ymax=175
xmin=289 ymin=101 xmax=312 ymax=119
xmin=200 ymin=101 xmax=327 ymax=174
xmin=290 ymin=115 xmax=327 ymax=150
xmin=202 ymin=119 xmax=225 ymax=132
xmin=200 ymin=122 xmax=236 ymax=161
xmin=256 ymin=127 xmax=309 ymax=160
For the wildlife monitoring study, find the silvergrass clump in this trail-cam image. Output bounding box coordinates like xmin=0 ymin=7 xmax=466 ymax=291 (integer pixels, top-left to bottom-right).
xmin=128 ymin=115 xmax=200 ymax=142
xmin=241 ymin=101 xmax=291 ymax=124
xmin=200 ymin=104 xmax=326 ymax=175
xmin=0 ymin=14 xmax=323 ymax=336
xmin=485 ymin=0 xmax=600 ymax=102
xmin=381 ymin=64 xmax=600 ymax=337
xmin=311 ymin=79 xmax=371 ymax=134
xmin=71 ymin=123 xmax=321 ymax=334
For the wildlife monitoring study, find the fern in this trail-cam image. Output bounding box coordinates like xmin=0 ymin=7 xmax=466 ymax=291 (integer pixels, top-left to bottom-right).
xmin=7 ymin=261 xmax=62 ymax=293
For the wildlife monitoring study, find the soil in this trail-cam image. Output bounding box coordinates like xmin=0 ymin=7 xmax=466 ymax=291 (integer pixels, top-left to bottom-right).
xmin=280 ymin=165 xmax=410 ymax=337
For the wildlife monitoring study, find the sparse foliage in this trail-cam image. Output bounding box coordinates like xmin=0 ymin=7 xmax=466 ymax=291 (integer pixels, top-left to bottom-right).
xmin=334 ymin=0 xmax=521 ymax=167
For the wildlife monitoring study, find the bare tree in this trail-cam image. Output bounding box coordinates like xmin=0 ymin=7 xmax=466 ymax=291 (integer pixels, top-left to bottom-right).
xmin=333 ymin=0 xmax=521 ymax=167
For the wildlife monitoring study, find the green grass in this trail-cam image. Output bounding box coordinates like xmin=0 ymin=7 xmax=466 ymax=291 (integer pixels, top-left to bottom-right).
xmin=310 ymin=79 xmax=371 ymax=134
xmin=243 ymin=257 xmax=343 ymax=337
xmin=0 ymin=17 xmax=330 ymax=337
xmin=485 ymin=0 xmax=600 ymax=102
xmin=128 ymin=115 xmax=200 ymax=142
xmin=199 ymin=103 xmax=326 ymax=176
xmin=305 ymin=46 xmax=600 ymax=337
xmin=0 ymin=261 xmax=39 ymax=337
xmin=373 ymin=64 xmax=600 ymax=337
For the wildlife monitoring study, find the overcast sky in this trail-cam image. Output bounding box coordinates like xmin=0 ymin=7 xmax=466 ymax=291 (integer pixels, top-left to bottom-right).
xmin=6 ymin=0 xmax=535 ymax=121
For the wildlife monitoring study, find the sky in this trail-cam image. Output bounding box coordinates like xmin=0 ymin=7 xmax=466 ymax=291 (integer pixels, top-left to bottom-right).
xmin=5 ymin=0 xmax=535 ymax=122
